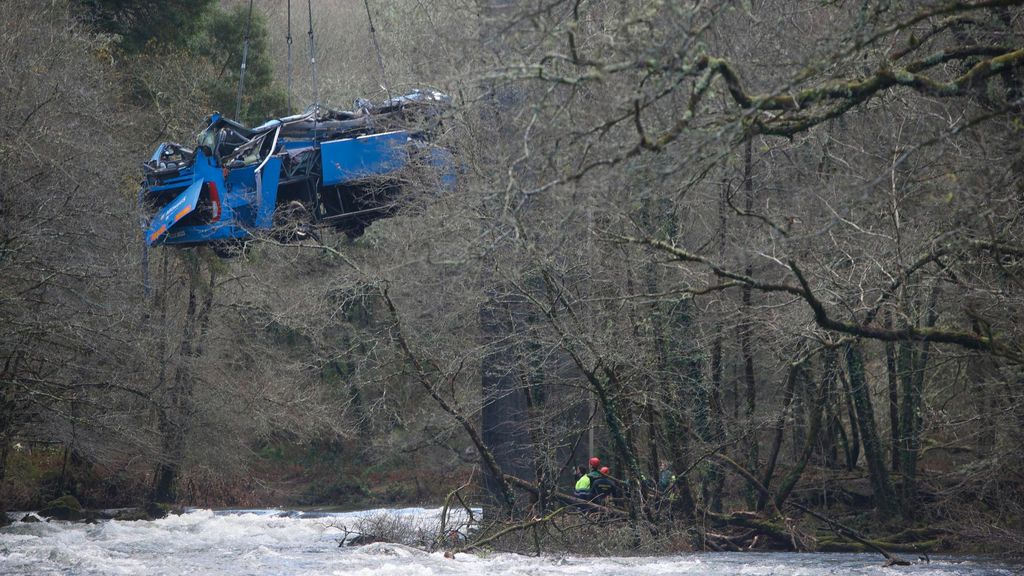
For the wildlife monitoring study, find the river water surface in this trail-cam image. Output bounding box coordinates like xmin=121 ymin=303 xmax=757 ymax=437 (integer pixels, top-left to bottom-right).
xmin=0 ymin=507 xmax=1018 ymax=575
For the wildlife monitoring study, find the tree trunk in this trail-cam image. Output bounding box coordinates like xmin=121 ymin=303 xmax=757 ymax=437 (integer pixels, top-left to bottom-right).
xmin=479 ymin=291 xmax=531 ymax=516
xmin=822 ymin=358 xmax=842 ymax=469
xmin=152 ymin=255 xmax=198 ymax=503
xmin=840 ymin=367 xmax=862 ymax=470
xmin=845 ymin=342 xmax=898 ymax=517
xmin=738 ymin=139 xmax=760 ymax=508
xmin=519 ymin=341 xmax=549 ymax=514
xmin=774 ymin=349 xmax=832 ymax=508
xmin=896 ymin=337 xmax=916 ymax=496
xmin=703 ymin=333 xmax=726 ymax=512
xmin=663 ymin=406 xmax=697 ymax=519
xmin=737 ymin=305 xmax=759 ymax=507
xmin=884 ymin=309 xmax=900 ymax=472
xmin=152 ymin=251 xmax=217 ymax=504
xmin=646 ymin=405 xmax=660 ymax=483
xmin=792 ymin=360 xmax=808 ymax=459
xmin=968 ymin=320 xmax=997 ymax=458
xmin=757 ymin=359 xmax=800 ymax=511
xmin=900 ymin=285 xmax=939 ymax=516
xmin=594 ymin=367 xmax=645 ymax=485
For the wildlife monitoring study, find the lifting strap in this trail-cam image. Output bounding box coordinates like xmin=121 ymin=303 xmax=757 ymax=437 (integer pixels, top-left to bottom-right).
xmin=363 ymin=0 xmax=390 ymax=100
xmin=307 ymin=0 xmax=320 ymax=111
xmin=235 ymin=0 xmax=255 ymax=120
xmin=286 ymin=0 xmax=294 ymax=113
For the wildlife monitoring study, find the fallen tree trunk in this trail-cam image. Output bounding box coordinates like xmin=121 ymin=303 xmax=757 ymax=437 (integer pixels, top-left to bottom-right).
xmin=788 ymin=500 xmax=910 ymax=566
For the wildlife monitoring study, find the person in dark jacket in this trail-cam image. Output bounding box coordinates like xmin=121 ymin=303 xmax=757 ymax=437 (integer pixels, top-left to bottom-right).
xmin=591 ymin=466 xmax=618 ymax=504
xmin=658 ymin=460 xmax=677 ymax=493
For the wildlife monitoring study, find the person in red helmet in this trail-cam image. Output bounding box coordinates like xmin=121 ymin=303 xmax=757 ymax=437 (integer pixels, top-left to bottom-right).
xmin=589 ymin=457 xmax=601 ymax=468
xmin=592 ymin=466 xmax=618 ymax=503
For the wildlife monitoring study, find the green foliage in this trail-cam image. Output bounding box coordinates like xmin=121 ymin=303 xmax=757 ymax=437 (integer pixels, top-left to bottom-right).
xmin=79 ymin=0 xmax=216 ymax=53
xmin=80 ymin=0 xmax=286 ymax=124
xmin=2 ymin=448 xmax=61 ymax=508
xmin=190 ymin=4 xmax=288 ymax=124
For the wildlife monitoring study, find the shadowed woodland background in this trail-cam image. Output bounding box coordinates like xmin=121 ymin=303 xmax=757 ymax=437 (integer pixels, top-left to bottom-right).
xmin=1 ymin=0 xmax=1023 ymax=554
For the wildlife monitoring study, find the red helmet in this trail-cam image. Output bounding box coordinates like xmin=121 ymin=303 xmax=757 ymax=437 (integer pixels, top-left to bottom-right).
xmin=600 ymin=466 xmax=610 ymax=475
xmin=589 ymin=457 xmax=601 ymax=468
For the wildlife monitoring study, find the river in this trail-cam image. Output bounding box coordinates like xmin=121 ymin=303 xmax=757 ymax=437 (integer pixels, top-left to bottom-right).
xmin=0 ymin=507 xmax=1018 ymax=575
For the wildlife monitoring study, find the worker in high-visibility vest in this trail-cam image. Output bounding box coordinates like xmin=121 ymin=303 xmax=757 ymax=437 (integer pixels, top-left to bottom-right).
xmin=573 ymin=457 xmax=602 ymax=500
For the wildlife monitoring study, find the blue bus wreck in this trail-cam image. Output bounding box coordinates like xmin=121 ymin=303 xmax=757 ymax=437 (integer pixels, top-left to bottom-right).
xmin=141 ymin=89 xmax=452 ymax=249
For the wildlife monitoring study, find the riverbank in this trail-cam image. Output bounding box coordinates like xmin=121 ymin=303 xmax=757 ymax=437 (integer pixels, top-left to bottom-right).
xmin=0 ymin=441 xmax=474 ymax=512
xmin=3 ymin=443 xmax=1021 ymax=558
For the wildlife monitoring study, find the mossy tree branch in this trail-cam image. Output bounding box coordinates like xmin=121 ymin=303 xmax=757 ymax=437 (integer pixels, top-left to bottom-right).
xmin=620 ymin=236 xmax=1023 ymax=362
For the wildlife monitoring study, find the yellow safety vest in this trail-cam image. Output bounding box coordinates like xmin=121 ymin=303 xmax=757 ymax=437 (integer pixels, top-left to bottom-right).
xmin=575 ymin=475 xmax=591 ymax=491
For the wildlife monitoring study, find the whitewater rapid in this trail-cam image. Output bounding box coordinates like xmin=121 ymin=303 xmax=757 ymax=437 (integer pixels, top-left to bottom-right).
xmin=0 ymin=507 xmax=1017 ymax=575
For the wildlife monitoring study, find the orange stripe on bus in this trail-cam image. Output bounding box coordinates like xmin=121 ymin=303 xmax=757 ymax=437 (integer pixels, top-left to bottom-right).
xmin=149 ymin=224 xmax=166 ymax=241
xmin=174 ymin=206 xmax=191 ymax=221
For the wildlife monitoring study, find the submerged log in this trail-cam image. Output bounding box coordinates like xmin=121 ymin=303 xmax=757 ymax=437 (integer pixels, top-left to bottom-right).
xmin=788 ymin=500 xmax=910 ymax=565
xmin=817 ymin=538 xmax=941 ymax=554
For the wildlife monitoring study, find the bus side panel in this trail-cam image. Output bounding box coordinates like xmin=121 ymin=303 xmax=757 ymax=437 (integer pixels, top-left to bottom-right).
xmin=321 ymin=131 xmax=409 ymax=186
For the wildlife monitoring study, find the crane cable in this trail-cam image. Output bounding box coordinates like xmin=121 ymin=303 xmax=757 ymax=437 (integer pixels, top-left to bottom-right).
xmin=286 ymin=0 xmax=294 ymax=113
xmin=363 ymin=0 xmax=390 ymax=101
xmin=307 ymin=0 xmax=319 ymax=111
xmin=235 ymin=0 xmax=255 ymax=120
